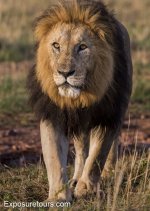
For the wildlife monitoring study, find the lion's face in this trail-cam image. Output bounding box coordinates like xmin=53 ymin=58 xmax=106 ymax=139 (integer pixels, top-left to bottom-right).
xmin=36 ymin=22 xmax=114 ymax=108
xmin=47 ymin=23 xmax=96 ymax=99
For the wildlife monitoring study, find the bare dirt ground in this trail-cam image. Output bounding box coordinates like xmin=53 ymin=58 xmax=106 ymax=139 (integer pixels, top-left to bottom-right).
xmin=0 ymin=62 xmax=150 ymax=166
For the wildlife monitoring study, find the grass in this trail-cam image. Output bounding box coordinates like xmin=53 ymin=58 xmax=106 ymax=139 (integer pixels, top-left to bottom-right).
xmin=132 ymin=80 xmax=150 ymax=112
xmin=0 ymin=0 xmax=49 ymax=62
xmin=0 ymin=76 xmax=30 ymax=114
xmin=133 ymin=81 xmax=150 ymax=103
xmin=0 ymin=0 xmax=150 ymax=61
xmin=0 ymin=151 xmax=150 ymax=210
xmin=0 ymin=39 xmax=33 ymax=62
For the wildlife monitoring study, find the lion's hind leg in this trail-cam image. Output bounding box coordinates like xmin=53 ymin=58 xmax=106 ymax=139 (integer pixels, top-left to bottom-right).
xmin=101 ymin=138 xmax=119 ymax=178
xmin=69 ymin=134 xmax=88 ymax=189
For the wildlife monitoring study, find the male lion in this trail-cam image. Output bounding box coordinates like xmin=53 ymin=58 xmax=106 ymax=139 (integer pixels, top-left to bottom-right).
xmin=27 ymin=0 xmax=132 ymax=201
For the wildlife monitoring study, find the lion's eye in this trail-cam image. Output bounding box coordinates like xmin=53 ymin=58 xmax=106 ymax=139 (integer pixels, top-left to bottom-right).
xmin=52 ymin=42 xmax=60 ymax=50
xmin=79 ymin=43 xmax=87 ymax=51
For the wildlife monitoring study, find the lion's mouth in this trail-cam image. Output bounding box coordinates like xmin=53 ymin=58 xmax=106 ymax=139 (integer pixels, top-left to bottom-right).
xmin=58 ymin=81 xmax=81 ymax=90
xmin=58 ymin=82 xmax=81 ymax=98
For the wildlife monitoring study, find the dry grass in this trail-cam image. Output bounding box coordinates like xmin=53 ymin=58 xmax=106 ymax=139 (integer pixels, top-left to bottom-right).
xmin=0 ymin=150 xmax=150 ymax=210
xmin=0 ymin=0 xmax=49 ymax=61
xmin=0 ymin=0 xmax=49 ymax=43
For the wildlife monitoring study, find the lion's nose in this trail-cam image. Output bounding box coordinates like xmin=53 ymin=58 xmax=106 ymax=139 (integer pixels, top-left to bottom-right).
xmin=58 ymin=69 xmax=75 ymax=78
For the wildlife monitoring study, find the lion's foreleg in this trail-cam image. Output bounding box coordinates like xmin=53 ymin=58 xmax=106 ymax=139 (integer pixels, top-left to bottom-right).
xmin=74 ymin=127 xmax=103 ymax=197
xmin=40 ymin=120 xmax=71 ymax=201
xmin=70 ymin=135 xmax=88 ymax=188
xmin=74 ymin=128 xmax=116 ymax=197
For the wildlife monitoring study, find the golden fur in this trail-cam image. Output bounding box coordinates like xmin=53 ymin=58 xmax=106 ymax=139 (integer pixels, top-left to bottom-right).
xmin=35 ymin=0 xmax=114 ymax=109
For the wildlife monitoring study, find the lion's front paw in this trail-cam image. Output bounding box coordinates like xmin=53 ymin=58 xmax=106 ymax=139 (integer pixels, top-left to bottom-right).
xmin=74 ymin=178 xmax=96 ymax=198
xmin=47 ymin=188 xmax=72 ymax=202
xmin=57 ymin=189 xmax=72 ymax=202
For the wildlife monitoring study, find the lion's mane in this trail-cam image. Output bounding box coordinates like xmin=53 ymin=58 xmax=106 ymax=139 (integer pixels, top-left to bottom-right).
xmin=27 ymin=0 xmax=132 ymax=135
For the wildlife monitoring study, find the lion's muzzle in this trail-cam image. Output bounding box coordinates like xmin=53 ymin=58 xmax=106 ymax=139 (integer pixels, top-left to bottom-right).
xmin=58 ymin=69 xmax=75 ymax=79
xmin=53 ymin=69 xmax=85 ymax=98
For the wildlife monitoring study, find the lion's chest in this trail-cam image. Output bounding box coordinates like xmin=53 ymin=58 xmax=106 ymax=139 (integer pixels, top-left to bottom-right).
xmin=64 ymin=108 xmax=91 ymax=136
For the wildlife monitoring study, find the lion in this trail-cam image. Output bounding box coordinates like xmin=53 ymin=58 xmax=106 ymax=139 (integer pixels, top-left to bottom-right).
xmin=27 ymin=0 xmax=132 ymax=201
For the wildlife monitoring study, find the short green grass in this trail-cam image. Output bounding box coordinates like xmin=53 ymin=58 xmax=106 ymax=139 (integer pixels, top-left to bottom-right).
xmin=132 ymin=80 xmax=150 ymax=112
xmin=0 ymin=40 xmax=33 ymax=62
xmin=0 ymin=76 xmax=30 ymax=114
xmin=133 ymin=81 xmax=150 ymax=103
xmin=0 ymin=0 xmax=49 ymax=62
